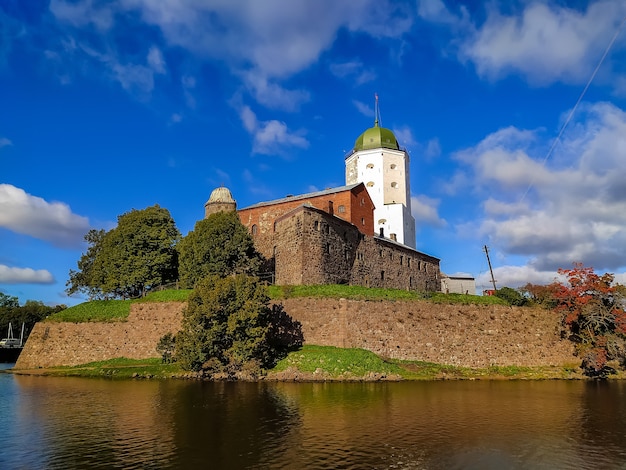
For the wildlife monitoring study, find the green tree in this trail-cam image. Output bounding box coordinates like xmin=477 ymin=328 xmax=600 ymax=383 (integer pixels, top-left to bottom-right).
xmin=0 ymin=296 xmax=65 ymax=343
xmin=175 ymin=275 xmax=299 ymax=378
xmin=66 ymin=229 xmax=107 ymax=299
xmin=66 ymin=205 xmax=180 ymax=299
xmin=177 ymin=211 xmax=263 ymax=288
xmin=0 ymin=293 xmax=19 ymax=309
xmin=495 ymin=287 xmax=527 ymax=306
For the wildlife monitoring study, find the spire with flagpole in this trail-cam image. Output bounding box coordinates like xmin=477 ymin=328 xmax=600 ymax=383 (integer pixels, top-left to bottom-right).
xmin=374 ymin=93 xmax=380 ymax=127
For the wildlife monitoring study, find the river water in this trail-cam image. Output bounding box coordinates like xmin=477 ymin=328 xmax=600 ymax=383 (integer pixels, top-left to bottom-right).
xmin=1 ymin=364 xmax=626 ymax=469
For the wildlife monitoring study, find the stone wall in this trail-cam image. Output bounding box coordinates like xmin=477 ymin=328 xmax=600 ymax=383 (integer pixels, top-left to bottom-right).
xmin=15 ymin=298 xmax=576 ymax=370
xmin=278 ymin=298 xmax=575 ymax=367
xmin=274 ymin=207 xmax=440 ymax=291
xmin=15 ymin=302 xmax=184 ymax=369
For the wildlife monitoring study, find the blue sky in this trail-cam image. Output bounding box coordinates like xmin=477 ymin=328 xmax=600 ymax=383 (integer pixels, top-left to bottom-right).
xmin=2 ymin=0 xmax=626 ymax=306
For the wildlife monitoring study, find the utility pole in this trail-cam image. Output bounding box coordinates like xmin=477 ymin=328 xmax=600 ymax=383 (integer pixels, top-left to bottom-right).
xmin=483 ymin=245 xmax=498 ymax=292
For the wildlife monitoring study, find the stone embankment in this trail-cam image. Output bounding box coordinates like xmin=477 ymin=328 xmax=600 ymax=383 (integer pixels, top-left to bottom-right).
xmin=16 ymin=302 xmax=184 ymax=369
xmin=280 ymin=299 xmax=575 ymax=367
xmin=15 ymin=298 xmax=576 ymax=370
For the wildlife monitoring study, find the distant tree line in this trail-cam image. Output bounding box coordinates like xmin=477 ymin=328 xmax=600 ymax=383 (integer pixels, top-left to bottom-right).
xmin=0 ymin=293 xmax=66 ymax=343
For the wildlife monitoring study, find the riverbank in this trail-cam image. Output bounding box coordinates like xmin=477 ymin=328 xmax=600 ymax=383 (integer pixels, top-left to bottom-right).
xmin=5 ymin=345 xmax=602 ymax=381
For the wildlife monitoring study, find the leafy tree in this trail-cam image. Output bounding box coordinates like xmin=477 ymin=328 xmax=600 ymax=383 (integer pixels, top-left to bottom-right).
xmin=177 ymin=211 xmax=263 ymax=288
xmin=175 ymin=274 xmax=301 ymax=378
xmin=495 ymin=286 xmax=527 ymax=306
xmin=66 ymin=229 xmax=107 ymax=299
xmin=520 ymin=282 xmax=558 ymax=308
xmin=66 ymin=205 xmax=180 ymax=299
xmin=0 ymin=293 xmax=19 ymax=309
xmin=552 ymin=264 xmax=626 ymax=378
xmin=157 ymin=333 xmax=176 ymax=363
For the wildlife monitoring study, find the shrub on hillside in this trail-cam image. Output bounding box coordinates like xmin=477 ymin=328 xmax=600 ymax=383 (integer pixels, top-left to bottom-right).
xmin=495 ymin=287 xmax=527 ymax=306
xmin=175 ymin=274 xmax=302 ymax=379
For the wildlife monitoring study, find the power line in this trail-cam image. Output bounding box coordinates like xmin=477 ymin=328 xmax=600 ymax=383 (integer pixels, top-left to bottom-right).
xmin=519 ymin=15 xmax=626 ymax=203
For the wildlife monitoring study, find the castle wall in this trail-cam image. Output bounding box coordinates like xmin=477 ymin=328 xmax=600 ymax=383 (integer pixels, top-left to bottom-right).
xmin=14 ymin=299 xmax=576 ymax=369
xmin=279 ymin=298 xmax=576 ymax=368
xmin=274 ymin=206 xmax=440 ymax=291
xmin=15 ymin=302 xmax=184 ymax=369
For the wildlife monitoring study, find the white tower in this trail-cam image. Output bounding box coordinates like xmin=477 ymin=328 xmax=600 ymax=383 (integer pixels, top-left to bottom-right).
xmin=345 ymin=100 xmax=416 ymax=248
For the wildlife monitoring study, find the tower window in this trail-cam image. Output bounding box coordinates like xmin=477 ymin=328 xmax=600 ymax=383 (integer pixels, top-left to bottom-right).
xmin=378 ymin=219 xmax=386 ymax=225
xmin=391 ymin=182 xmax=398 ymax=188
xmin=366 ymin=163 xmax=374 ymax=169
xmin=251 ymin=224 xmax=258 ymax=235
xmin=390 ymin=164 xmax=397 ymax=170
xmin=361 ymin=217 xmax=365 ymax=226
xmin=338 ymin=205 xmax=346 ymax=213
xmin=367 ymin=181 xmax=375 ymax=187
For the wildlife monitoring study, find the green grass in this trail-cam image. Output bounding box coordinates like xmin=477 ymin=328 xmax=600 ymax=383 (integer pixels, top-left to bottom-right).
xmin=47 ymin=300 xmax=132 ymax=323
xmin=271 ymin=345 xmax=583 ymax=380
xmin=267 ymin=284 xmax=509 ymax=305
xmin=47 ymin=289 xmax=191 ymax=323
xmin=137 ymin=289 xmax=192 ymax=302
xmin=46 ymin=357 xmax=182 ymax=379
xmin=426 ymin=292 xmax=509 ymax=306
xmin=17 ymin=347 xmax=585 ymax=381
xmin=272 ymin=345 xmax=408 ymax=378
xmin=48 ymin=285 xmax=509 ymax=323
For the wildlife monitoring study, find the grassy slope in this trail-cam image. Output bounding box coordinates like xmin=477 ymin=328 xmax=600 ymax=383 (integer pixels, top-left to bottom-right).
xmin=10 ymin=345 xmax=585 ymax=380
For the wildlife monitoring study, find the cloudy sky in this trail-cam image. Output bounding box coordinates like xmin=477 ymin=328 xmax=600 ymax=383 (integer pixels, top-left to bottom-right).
xmin=1 ymin=0 xmax=626 ymax=306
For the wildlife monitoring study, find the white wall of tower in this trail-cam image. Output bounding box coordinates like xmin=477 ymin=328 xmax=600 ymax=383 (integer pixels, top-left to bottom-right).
xmin=345 ymin=147 xmax=416 ymax=249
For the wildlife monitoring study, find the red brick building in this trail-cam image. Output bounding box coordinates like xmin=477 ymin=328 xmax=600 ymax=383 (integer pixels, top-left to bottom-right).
xmin=237 ymin=184 xmax=375 ymax=259
xmin=203 ymin=184 xmax=441 ymax=292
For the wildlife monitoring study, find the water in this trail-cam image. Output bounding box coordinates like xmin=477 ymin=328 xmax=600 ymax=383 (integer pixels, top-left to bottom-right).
xmin=1 ymin=364 xmax=626 ymax=469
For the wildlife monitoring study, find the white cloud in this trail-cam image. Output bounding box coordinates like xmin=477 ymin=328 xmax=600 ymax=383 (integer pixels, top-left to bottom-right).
xmin=0 ymin=137 xmax=12 ymax=148
xmin=353 ymin=100 xmax=374 ymax=118
xmin=475 ymin=265 xmax=562 ymax=290
xmin=411 ymin=195 xmax=446 ymax=229
xmin=50 ymin=0 xmax=115 ymax=31
xmin=461 ymin=1 xmax=626 ymax=86
xmin=0 ymin=265 xmax=55 ymax=284
xmin=169 ymin=113 xmax=182 ymax=124
xmin=241 ymin=73 xmax=310 ymax=111
xmin=393 ymin=126 xmax=417 ymax=148
xmin=417 ymin=0 xmax=468 ymax=27
xmin=329 ymin=60 xmax=376 ymax=85
xmin=456 ymin=101 xmax=626 ymax=273
xmin=147 ymin=46 xmax=166 ymax=74
xmin=0 ymin=184 xmax=90 ymax=248
xmin=424 ymin=138 xmax=441 ymax=158
xmin=48 ymin=0 xmax=411 ymax=109
xmin=238 ymin=106 xmax=309 ymax=155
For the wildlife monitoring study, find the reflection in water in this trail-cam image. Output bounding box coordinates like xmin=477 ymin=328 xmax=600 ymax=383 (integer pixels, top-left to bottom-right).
xmin=0 ymin=376 xmax=625 ymax=469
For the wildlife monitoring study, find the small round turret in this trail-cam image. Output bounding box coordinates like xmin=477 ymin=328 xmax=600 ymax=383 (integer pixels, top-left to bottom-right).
xmin=204 ymin=186 xmax=237 ymax=218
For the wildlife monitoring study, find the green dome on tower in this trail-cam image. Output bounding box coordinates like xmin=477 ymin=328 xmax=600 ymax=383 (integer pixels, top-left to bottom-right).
xmin=353 ymin=122 xmax=400 ymax=151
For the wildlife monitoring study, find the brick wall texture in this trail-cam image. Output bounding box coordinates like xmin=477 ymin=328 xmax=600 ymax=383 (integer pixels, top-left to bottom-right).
xmin=15 ymin=298 xmax=576 ymax=369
